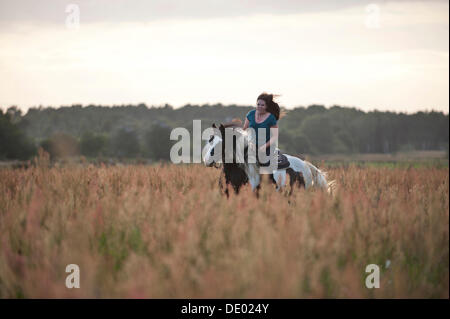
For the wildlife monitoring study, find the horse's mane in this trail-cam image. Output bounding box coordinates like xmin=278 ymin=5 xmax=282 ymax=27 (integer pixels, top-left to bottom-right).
xmin=219 ymin=120 xmax=250 ymax=139
xmin=217 ymin=123 xmax=259 ymax=169
xmin=221 ymin=122 xmax=240 ymax=128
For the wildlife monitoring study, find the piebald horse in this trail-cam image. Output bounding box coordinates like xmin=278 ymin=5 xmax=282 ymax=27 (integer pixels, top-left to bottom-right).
xmin=203 ymin=123 xmax=334 ymax=196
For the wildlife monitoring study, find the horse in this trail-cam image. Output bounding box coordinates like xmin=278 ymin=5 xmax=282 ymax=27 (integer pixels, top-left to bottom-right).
xmin=202 ymin=123 xmax=334 ymax=196
xmin=203 ymin=124 xmax=250 ymax=197
xmin=204 ymin=124 xmax=306 ymax=197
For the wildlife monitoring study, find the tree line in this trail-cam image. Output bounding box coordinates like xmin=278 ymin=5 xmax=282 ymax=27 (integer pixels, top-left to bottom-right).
xmin=1 ymin=103 xmax=448 ymax=161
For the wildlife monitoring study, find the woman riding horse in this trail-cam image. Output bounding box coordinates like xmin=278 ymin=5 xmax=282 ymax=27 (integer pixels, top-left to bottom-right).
xmin=203 ymin=92 xmax=333 ymax=196
xmin=243 ymin=92 xmax=283 ymax=169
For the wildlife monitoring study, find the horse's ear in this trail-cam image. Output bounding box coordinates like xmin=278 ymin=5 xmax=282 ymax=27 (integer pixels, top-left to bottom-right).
xmin=212 ymin=123 xmax=216 ymax=128
xmin=218 ymin=123 xmax=225 ymax=138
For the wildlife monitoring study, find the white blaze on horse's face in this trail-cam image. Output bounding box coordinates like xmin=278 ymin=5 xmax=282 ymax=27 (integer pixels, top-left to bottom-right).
xmin=203 ymin=135 xmax=222 ymax=167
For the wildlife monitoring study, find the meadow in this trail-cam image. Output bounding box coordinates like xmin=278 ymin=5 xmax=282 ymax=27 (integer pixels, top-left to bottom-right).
xmin=0 ymin=152 xmax=448 ymax=298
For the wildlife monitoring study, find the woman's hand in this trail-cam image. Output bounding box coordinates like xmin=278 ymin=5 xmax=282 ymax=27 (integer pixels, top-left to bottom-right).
xmin=258 ymin=144 xmax=267 ymax=154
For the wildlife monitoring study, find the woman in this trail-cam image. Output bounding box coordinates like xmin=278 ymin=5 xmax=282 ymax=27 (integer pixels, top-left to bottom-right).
xmin=243 ymin=92 xmax=281 ymax=167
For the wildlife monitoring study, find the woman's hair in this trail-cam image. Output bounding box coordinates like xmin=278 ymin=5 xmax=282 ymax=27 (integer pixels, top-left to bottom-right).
xmin=257 ymin=92 xmax=284 ymax=120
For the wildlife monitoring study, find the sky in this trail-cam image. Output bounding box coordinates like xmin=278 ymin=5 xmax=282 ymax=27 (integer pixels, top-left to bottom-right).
xmin=0 ymin=0 xmax=448 ymax=114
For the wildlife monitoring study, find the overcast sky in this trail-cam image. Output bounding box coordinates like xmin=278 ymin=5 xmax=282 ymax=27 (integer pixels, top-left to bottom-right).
xmin=0 ymin=0 xmax=448 ymax=113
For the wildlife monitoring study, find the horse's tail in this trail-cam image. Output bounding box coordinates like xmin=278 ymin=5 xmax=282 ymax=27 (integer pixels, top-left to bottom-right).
xmin=305 ymin=161 xmax=336 ymax=194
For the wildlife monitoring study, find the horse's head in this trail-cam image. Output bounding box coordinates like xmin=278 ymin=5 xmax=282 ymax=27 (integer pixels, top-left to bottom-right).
xmin=203 ymin=122 xmax=250 ymax=167
xmin=203 ymin=123 xmax=223 ymax=167
xmin=203 ymin=122 xmax=262 ymax=193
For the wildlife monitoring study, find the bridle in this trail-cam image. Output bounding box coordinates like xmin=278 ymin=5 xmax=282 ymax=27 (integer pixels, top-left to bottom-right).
xmin=207 ymin=134 xmax=223 ymax=169
xmin=207 ymin=127 xmax=257 ymax=169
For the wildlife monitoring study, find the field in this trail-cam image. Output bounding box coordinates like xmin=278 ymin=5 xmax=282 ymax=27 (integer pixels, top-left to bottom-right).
xmin=0 ymin=153 xmax=448 ymax=298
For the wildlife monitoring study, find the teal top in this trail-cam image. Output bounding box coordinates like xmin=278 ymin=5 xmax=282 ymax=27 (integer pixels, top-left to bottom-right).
xmin=246 ymin=110 xmax=277 ymax=146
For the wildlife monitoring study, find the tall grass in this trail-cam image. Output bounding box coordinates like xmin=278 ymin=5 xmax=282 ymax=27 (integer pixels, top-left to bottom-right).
xmin=0 ymin=156 xmax=448 ymax=298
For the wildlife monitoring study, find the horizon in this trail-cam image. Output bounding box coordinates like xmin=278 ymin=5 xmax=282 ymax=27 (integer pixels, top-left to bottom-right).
xmin=2 ymin=102 xmax=448 ymax=116
xmin=0 ymin=0 xmax=448 ymax=114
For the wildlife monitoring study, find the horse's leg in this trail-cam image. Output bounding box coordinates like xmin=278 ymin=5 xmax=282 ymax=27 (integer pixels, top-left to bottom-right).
xmin=221 ymin=171 xmax=231 ymax=198
xmin=246 ymin=163 xmax=260 ymax=192
xmin=255 ymin=183 xmax=261 ymax=198
xmin=273 ymin=170 xmax=287 ymax=192
xmin=286 ymin=168 xmax=297 ymax=196
xmin=286 ymin=168 xmax=306 ymax=195
xmin=218 ymin=171 xmax=225 ymax=194
xmin=284 ymin=154 xmax=313 ymax=189
xmin=269 ymin=173 xmax=277 ymax=185
xmin=298 ymin=172 xmax=306 ymax=189
xmin=288 ymin=170 xmax=294 ymax=196
xmin=225 ymin=183 xmax=230 ymax=198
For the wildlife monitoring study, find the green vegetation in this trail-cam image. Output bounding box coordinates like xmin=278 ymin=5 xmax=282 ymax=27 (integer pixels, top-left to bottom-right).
xmin=1 ymin=104 xmax=448 ymax=161
xmin=0 ymin=108 xmax=36 ymax=160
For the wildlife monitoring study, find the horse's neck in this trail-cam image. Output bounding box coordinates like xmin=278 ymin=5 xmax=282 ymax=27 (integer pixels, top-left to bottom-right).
xmin=235 ymin=128 xmax=255 ymax=146
xmin=244 ymin=162 xmax=260 ymax=189
xmin=231 ymin=130 xmax=260 ymax=188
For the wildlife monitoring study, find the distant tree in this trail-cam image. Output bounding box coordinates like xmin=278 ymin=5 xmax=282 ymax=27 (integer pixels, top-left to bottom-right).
xmin=334 ymin=129 xmax=355 ymax=153
xmin=284 ymin=132 xmax=311 ymax=155
xmin=0 ymin=110 xmax=36 ymax=160
xmin=305 ymin=104 xmax=327 ymax=115
xmin=80 ymin=131 xmax=108 ymax=157
xmin=16 ymin=103 xmax=449 ymax=157
xmin=145 ymin=124 xmax=172 ymax=161
xmin=40 ymin=132 xmax=80 ymax=159
xmin=112 ymin=127 xmax=140 ymax=158
xmin=6 ymin=106 xmax=22 ymax=123
xmin=299 ymin=113 xmax=334 ymax=154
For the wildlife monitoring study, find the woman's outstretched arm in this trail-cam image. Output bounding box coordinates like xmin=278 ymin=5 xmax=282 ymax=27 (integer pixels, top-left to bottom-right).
xmin=243 ymin=118 xmax=249 ymax=130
